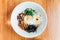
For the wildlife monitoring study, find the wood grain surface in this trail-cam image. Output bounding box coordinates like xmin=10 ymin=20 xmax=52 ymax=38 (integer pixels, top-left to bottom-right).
xmin=0 ymin=0 xmax=60 ymax=40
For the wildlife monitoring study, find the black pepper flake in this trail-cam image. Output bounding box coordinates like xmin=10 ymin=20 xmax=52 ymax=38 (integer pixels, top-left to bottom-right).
xmin=36 ymin=18 xmax=38 ymax=20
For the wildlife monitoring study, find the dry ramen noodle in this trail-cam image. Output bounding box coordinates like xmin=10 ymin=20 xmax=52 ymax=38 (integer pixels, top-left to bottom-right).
xmin=17 ymin=8 xmax=41 ymax=33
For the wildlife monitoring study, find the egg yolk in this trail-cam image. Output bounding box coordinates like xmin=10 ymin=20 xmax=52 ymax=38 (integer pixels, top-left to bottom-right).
xmin=26 ymin=16 xmax=32 ymax=21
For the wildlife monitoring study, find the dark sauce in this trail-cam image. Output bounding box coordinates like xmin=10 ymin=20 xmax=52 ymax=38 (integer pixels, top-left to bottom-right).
xmin=25 ymin=25 xmax=38 ymax=33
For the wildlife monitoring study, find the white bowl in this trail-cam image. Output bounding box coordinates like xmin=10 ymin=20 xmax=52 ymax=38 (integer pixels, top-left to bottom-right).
xmin=11 ymin=2 xmax=47 ymax=38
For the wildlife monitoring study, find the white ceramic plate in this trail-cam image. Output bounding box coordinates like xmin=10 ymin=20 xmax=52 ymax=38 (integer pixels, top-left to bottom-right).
xmin=11 ymin=2 xmax=47 ymax=38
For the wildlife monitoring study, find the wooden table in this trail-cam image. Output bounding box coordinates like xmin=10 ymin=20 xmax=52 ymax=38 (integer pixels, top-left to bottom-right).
xmin=0 ymin=0 xmax=60 ymax=40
